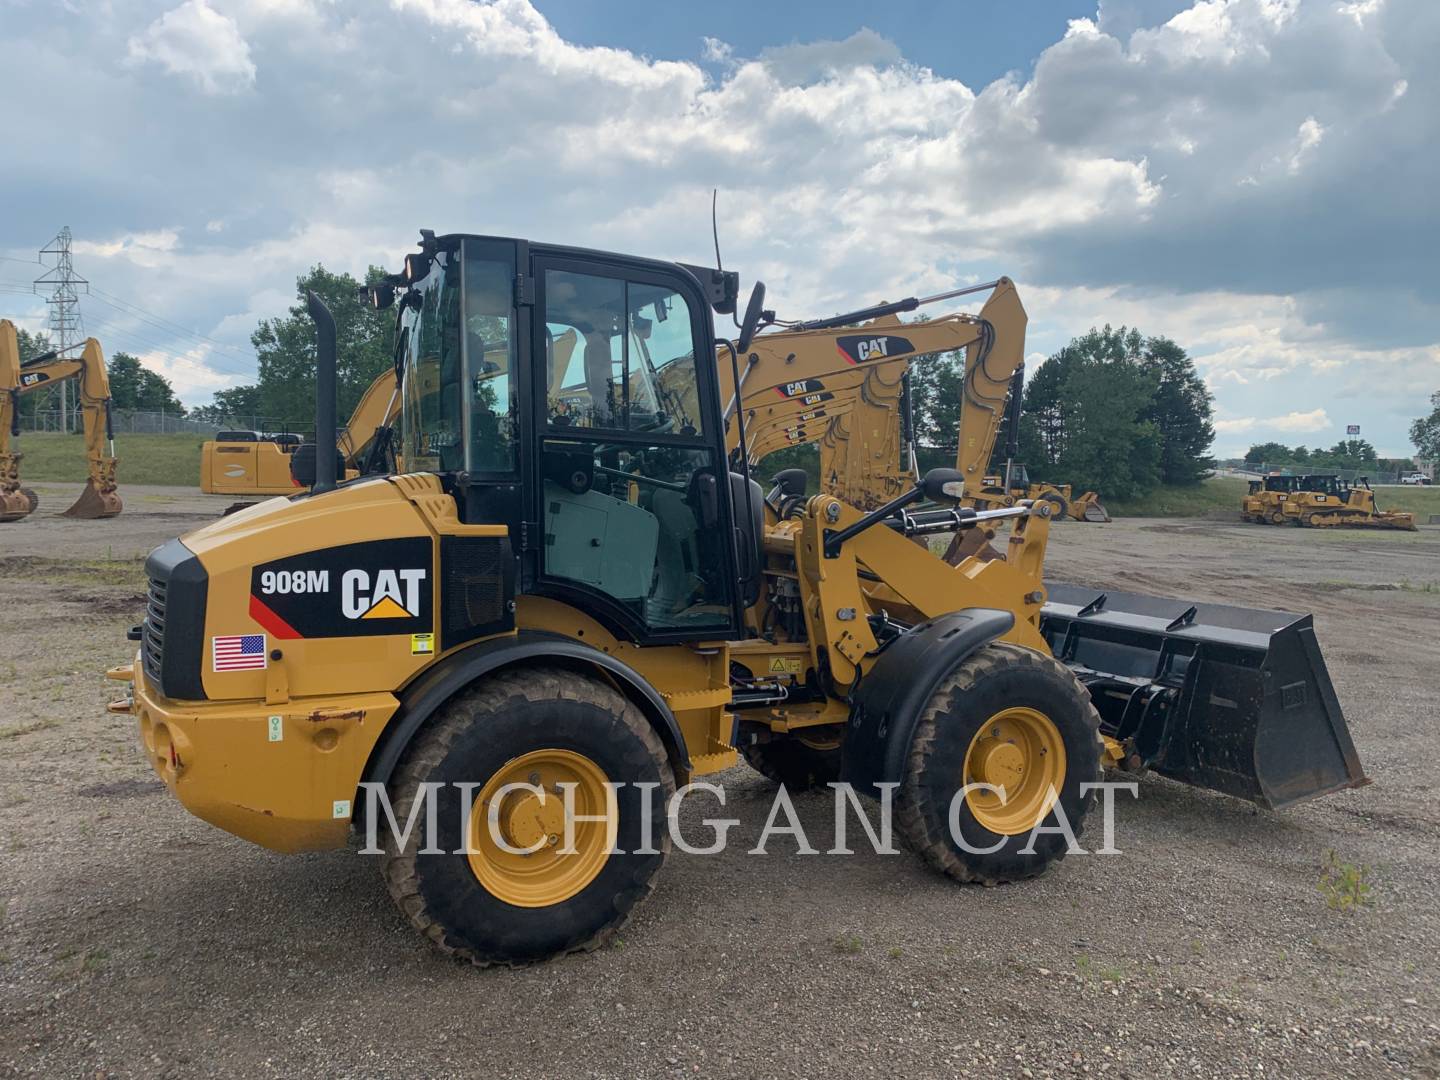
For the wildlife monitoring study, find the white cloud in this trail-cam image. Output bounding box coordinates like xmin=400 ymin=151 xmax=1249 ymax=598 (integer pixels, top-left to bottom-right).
xmin=701 ymin=37 xmax=732 ymax=63
xmin=1 ymin=0 xmax=1434 ymax=445
xmin=126 ymin=1 xmax=256 ymax=95
xmin=1268 ymin=408 xmax=1331 ymax=432
xmin=1215 ymin=417 xmax=1257 ymax=433
xmin=1286 ymin=117 xmax=1326 ymax=174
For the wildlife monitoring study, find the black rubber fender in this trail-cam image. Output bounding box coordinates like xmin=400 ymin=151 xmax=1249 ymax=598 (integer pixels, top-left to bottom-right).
xmin=362 ymin=631 xmax=691 ymax=794
xmin=840 ymin=608 xmax=1016 ymax=797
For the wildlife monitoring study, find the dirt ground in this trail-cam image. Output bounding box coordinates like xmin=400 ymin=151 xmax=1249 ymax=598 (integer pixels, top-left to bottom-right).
xmin=1 ymin=484 xmax=1438 ymax=1078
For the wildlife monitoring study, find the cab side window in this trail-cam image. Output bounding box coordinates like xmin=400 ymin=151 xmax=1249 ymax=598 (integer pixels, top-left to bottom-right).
xmin=543 ymin=271 xmax=704 ymax=437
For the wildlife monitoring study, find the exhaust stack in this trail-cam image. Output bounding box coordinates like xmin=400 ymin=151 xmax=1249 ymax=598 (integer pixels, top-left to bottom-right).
xmin=307 ymin=291 xmax=338 ymax=495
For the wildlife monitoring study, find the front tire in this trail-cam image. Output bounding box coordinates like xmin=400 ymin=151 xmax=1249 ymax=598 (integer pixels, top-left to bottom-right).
xmin=896 ymin=643 xmax=1103 ymax=885
xmin=381 ymin=666 xmax=673 ymax=966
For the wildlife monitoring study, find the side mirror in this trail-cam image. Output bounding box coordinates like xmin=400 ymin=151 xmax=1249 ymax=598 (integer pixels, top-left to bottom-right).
xmin=920 ymin=468 xmax=966 ymax=504
xmin=368 ymin=283 xmax=395 ymax=310
xmin=736 ymin=281 xmax=767 ymax=354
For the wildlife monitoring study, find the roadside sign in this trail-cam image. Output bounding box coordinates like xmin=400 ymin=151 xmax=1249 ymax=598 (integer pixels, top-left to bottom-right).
xmin=1347 ymin=425 xmax=1360 ymax=435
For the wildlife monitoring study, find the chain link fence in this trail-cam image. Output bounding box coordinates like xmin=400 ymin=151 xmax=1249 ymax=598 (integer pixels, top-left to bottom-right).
xmin=1222 ymin=462 xmax=1423 ymax=485
xmin=20 ymin=408 xmax=315 ymax=439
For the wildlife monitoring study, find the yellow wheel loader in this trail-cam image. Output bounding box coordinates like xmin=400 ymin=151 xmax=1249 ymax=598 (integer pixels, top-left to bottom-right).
xmin=107 ymin=231 xmax=1365 ymax=966
xmin=1242 ymin=474 xmax=1302 ymax=525
xmin=1282 ymin=474 xmax=1416 ymax=531
xmin=0 ymin=319 xmax=121 ymax=521
xmin=200 ymin=366 xmax=407 ymax=497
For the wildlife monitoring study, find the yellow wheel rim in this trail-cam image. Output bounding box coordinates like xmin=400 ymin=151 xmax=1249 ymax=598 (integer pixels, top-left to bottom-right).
xmin=796 ymin=728 xmax=842 ymax=752
xmin=962 ymin=707 xmax=1066 ymax=836
xmin=466 ymin=749 xmax=615 ymax=908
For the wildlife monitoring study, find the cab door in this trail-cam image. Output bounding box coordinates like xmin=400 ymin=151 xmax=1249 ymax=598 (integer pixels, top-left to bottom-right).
xmin=527 ymin=254 xmax=741 ymax=643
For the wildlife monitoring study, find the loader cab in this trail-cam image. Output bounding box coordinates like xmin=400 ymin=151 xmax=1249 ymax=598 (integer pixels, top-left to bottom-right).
xmin=395 ymin=233 xmax=753 ymax=644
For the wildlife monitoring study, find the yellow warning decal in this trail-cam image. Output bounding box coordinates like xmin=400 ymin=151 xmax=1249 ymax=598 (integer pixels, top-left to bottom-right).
xmin=411 ymin=633 xmax=435 ymax=655
xmin=768 ymin=657 xmax=803 ymax=675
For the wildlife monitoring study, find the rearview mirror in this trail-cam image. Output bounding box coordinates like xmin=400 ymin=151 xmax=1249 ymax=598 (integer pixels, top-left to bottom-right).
xmin=920 ymin=468 xmax=966 ymax=504
xmin=736 ymin=281 xmax=766 ymax=354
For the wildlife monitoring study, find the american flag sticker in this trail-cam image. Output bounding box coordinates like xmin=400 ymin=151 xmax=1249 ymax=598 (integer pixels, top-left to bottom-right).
xmin=213 ymin=634 xmax=267 ymax=672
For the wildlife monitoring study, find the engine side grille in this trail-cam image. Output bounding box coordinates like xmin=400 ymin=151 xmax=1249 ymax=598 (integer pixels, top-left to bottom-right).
xmin=141 ymin=538 xmax=209 ymax=700
xmin=142 ymin=576 xmax=167 ymax=684
xmin=440 ymin=534 xmax=515 ymax=650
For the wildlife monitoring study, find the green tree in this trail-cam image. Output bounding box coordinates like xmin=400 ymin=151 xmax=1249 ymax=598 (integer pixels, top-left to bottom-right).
xmin=1411 ymin=391 xmax=1440 ymax=461
xmin=191 ymin=385 xmax=263 ymax=426
xmin=1244 ymin=441 xmax=1293 ymax=465
xmin=12 ymin=327 xmax=53 ymax=423
xmin=906 ymin=349 xmax=964 ymax=449
xmin=1019 ymin=348 xmax=1080 ymax=470
xmin=1054 ymin=332 xmax=1162 ymax=498
xmin=249 ymin=264 xmax=394 ymax=427
xmin=107 ymin=353 xmax=184 ymax=414
xmin=1139 ymin=336 xmax=1214 ymax=484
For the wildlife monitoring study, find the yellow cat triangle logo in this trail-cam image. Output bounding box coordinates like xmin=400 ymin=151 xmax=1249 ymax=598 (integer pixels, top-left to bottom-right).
xmin=362 ymin=596 xmax=412 ymax=619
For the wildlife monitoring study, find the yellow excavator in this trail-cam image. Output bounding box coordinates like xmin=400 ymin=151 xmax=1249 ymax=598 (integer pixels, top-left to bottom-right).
xmin=107 ymin=231 xmax=1364 ymax=966
xmin=0 ymin=319 xmax=122 ymax=521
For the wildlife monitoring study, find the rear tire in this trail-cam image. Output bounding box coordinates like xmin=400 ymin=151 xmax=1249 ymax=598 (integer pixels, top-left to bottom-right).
xmin=740 ymin=728 xmax=842 ymax=791
xmin=381 ymin=666 xmax=673 ymax=966
xmin=896 ymin=643 xmax=1103 ymax=885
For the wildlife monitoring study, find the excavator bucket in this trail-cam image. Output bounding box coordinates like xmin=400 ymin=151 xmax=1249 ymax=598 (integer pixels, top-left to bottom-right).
xmin=1041 ymin=584 xmax=1367 ymax=810
xmin=63 ymin=478 xmax=122 ymax=519
xmin=0 ymin=488 xmax=34 ymax=523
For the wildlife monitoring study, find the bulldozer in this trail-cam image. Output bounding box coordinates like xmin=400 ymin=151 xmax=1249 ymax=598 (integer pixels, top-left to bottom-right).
xmin=1282 ymin=474 xmax=1416 ymax=531
xmin=0 ymin=319 xmax=122 ymax=521
xmin=107 ymin=231 xmax=1364 ymax=966
xmin=1242 ymin=473 xmax=1302 ymax=525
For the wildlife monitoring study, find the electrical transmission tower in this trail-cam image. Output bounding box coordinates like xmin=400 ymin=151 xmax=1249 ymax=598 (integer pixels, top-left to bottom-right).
xmin=34 ymin=227 xmax=89 ymax=434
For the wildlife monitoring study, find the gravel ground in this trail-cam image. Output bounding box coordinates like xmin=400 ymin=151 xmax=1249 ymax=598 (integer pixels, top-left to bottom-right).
xmin=1 ymin=485 xmax=1437 ymax=1078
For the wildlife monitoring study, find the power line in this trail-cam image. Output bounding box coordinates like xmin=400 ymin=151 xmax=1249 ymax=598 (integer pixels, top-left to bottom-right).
xmin=89 ymin=285 xmax=258 ymax=360
xmin=34 ymin=227 xmax=87 ymax=433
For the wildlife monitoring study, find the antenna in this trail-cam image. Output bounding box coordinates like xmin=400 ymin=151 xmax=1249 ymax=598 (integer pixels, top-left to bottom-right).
xmin=33 ymin=227 xmax=88 ymax=434
xmin=712 ymin=189 xmax=742 ymax=330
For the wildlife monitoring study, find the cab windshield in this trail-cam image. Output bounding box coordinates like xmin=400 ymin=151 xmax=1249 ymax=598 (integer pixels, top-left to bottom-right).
xmin=399 ymin=239 xmax=518 ymax=474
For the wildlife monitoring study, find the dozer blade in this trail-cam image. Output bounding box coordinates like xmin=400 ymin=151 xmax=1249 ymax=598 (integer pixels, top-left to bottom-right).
xmin=1040 ymin=583 xmax=1367 ymax=809
xmin=62 ymin=479 xmax=122 ymax=519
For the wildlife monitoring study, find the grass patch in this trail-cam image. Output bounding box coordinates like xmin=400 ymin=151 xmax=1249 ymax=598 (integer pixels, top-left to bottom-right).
xmin=833 ymin=934 xmax=863 ymax=955
xmin=1318 ymin=850 xmax=1373 ymax=912
xmin=9 ymin=433 xmax=204 ymax=486
xmin=1377 ymin=484 xmax=1440 ymax=518
xmin=1102 ymin=477 xmax=1248 ymax=518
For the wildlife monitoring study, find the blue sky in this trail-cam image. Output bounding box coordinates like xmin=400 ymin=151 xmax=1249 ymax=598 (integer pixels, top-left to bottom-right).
xmin=0 ymin=0 xmax=1434 ymax=457
xmin=539 ymin=0 xmax=1112 ymax=89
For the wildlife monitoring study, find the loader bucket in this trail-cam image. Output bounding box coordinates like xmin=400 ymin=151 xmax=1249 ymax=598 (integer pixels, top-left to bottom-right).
xmin=1075 ymin=493 xmax=1110 ymax=522
xmin=62 ymin=478 xmax=122 ymax=519
xmin=1040 ymin=583 xmax=1367 ymax=809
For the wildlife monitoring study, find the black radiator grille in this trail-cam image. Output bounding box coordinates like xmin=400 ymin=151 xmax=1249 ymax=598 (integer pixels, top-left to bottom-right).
xmin=441 ymin=535 xmax=515 ymax=649
xmin=142 ymin=576 xmax=167 ymax=684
